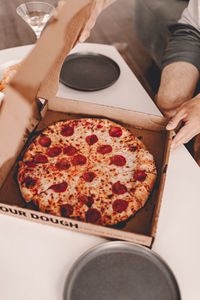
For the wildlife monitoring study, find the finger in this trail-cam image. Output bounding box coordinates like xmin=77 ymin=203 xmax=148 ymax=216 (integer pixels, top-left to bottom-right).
xmin=79 ymin=30 xmax=90 ymax=43
xmin=171 ymin=123 xmax=197 ymax=149
xmin=79 ymin=19 xmax=96 ymax=42
xmin=53 ymin=0 xmax=65 ymax=19
xmin=166 ymin=109 xmax=187 ymax=130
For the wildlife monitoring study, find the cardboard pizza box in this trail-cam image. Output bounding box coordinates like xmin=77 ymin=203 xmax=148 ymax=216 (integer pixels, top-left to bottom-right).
xmin=0 ymin=0 xmax=172 ymax=247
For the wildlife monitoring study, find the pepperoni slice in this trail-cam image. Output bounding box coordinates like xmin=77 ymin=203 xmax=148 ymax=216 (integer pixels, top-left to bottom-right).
xmin=38 ymin=136 xmax=51 ymax=147
xmin=25 ymin=162 xmax=36 ymax=168
xmin=78 ymin=195 xmax=94 ymax=207
xmin=109 ymin=126 xmax=122 ymax=137
xmin=134 ymin=170 xmax=147 ymax=181
xmin=50 ymin=182 xmax=68 ymax=193
xmin=113 ymin=199 xmax=128 ymax=213
xmin=112 ymin=181 xmax=127 ymax=195
xmin=71 ymin=154 xmax=87 ymax=166
xmin=85 ymin=121 xmax=92 ymax=126
xmin=23 ymin=176 xmax=37 ymax=188
xmin=63 ymin=145 xmax=78 ymax=156
xmin=97 ymin=145 xmax=112 ymax=154
xmin=86 ymin=208 xmax=101 ymax=224
xmin=110 ymin=155 xmax=126 ymax=166
xmin=82 ymin=172 xmax=96 ymax=182
xmin=32 ymin=154 xmax=48 ymax=163
xmin=55 ymin=158 xmax=70 ymax=170
xmin=86 ymin=135 xmax=98 ymax=145
xmin=60 ymin=204 xmax=73 ymax=217
xmin=61 ymin=125 xmax=74 ymax=137
xmin=46 ymin=146 xmax=62 ymax=157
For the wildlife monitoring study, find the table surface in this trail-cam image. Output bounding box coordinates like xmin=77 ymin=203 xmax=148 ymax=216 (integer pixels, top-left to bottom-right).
xmin=0 ymin=43 xmax=200 ymax=300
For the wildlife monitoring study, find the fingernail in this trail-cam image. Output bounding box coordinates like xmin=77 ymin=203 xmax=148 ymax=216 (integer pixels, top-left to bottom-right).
xmin=166 ymin=123 xmax=173 ymax=130
xmin=79 ymin=33 xmax=87 ymax=43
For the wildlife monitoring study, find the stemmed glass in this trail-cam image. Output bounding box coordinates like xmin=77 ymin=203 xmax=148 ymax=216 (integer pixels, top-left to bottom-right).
xmin=16 ymin=1 xmax=55 ymax=40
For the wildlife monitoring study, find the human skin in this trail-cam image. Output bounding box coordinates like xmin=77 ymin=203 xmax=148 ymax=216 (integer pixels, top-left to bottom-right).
xmin=78 ymin=0 xmax=116 ymax=42
xmin=156 ymin=61 xmax=200 ymax=149
xmin=55 ymin=0 xmax=116 ymax=42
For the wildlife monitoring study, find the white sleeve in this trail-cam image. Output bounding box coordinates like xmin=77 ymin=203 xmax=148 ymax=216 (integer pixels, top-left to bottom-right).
xmin=178 ymin=0 xmax=200 ymax=30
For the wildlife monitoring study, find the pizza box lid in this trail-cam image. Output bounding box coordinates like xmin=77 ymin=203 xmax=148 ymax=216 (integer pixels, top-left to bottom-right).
xmin=0 ymin=0 xmax=95 ymax=186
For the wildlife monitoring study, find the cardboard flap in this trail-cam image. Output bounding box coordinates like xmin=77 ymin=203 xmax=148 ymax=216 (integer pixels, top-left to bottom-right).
xmin=50 ymin=96 xmax=169 ymax=131
xmin=10 ymin=0 xmax=93 ymax=102
xmin=0 ymin=0 xmax=94 ymax=187
xmin=0 ymin=86 xmax=39 ymax=186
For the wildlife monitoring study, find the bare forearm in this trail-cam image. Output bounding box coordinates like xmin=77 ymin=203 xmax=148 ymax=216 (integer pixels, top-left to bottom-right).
xmin=156 ymin=62 xmax=199 ymax=118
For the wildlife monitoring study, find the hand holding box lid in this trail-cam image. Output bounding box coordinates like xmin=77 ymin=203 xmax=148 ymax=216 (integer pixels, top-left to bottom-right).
xmin=54 ymin=0 xmax=116 ymax=43
xmin=78 ymin=0 xmax=116 ymax=42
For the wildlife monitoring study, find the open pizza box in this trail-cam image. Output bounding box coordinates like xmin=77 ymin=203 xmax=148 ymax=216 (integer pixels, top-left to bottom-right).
xmin=0 ymin=0 xmax=172 ymax=248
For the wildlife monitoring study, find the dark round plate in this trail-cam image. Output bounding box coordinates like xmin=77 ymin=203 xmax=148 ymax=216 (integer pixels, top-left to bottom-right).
xmin=63 ymin=241 xmax=181 ymax=300
xmin=60 ymin=52 xmax=120 ymax=91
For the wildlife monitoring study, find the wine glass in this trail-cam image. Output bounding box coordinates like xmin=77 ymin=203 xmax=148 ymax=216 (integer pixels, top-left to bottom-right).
xmin=16 ymin=1 xmax=55 ymax=40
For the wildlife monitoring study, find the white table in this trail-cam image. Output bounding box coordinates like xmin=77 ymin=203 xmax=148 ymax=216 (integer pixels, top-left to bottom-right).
xmin=0 ymin=43 xmax=200 ymax=300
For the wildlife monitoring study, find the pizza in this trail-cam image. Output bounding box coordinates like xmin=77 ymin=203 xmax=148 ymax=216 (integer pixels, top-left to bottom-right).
xmin=17 ymin=118 xmax=157 ymax=226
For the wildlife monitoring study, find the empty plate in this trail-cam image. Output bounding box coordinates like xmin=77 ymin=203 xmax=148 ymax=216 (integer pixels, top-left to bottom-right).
xmin=60 ymin=52 xmax=120 ymax=91
xmin=63 ymin=241 xmax=181 ymax=300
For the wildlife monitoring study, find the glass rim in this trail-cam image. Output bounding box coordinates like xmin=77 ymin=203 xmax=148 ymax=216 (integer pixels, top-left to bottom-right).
xmin=16 ymin=1 xmax=55 ymax=12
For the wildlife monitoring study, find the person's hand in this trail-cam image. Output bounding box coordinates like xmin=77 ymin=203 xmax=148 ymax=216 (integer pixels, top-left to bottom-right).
xmin=79 ymin=0 xmax=115 ymax=42
xmin=54 ymin=1 xmax=115 ymax=43
xmin=166 ymin=94 xmax=200 ymax=149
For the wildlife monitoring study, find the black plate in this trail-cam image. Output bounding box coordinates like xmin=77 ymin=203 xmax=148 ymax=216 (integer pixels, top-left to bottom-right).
xmin=60 ymin=52 xmax=120 ymax=91
xmin=63 ymin=241 xmax=181 ymax=300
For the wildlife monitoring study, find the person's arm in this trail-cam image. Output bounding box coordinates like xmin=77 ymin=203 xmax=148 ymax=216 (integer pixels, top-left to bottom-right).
xmin=156 ymin=0 xmax=200 ymax=149
xmin=156 ymin=61 xmax=200 ymax=149
xmin=156 ymin=62 xmax=199 ymax=119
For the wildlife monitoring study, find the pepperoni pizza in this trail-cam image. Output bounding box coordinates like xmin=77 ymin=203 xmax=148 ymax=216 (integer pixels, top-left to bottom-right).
xmin=17 ymin=118 xmax=157 ymax=226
